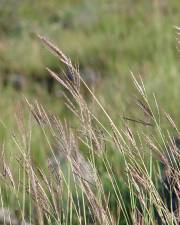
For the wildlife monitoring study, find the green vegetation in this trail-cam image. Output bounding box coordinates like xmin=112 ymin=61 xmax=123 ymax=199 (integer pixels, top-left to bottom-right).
xmin=0 ymin=0 xmax=180 ymax=224
xmin=1 ymin=0 xmax=180 ymax=118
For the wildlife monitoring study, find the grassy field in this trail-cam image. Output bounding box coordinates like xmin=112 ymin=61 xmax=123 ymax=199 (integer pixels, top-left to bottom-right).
xmin=0 ymin=0 xmax=180 ymax=224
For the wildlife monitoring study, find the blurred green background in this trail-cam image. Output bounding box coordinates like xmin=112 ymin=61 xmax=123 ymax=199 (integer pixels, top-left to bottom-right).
xmin=0 ymin=1 xmax=180 ymax=98
xmin=0 ymin=0 xmax=180 ymax=169
xmin=0 ymin=0 xmax=180 ymax=173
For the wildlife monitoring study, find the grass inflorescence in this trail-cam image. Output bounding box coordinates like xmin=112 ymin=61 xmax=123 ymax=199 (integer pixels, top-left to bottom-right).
xmin=0 ymin=32 xmax=180 ymax=225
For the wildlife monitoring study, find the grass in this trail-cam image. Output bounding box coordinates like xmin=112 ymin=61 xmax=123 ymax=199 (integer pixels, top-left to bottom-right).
xmin=0 ymin=1 xmax=180 ymax=224
xmin=0 ymin=35 xmax=179 ymax=224
xmin=1 ymin=2 xmax=180 ymax=122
